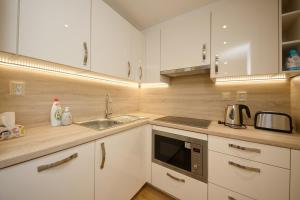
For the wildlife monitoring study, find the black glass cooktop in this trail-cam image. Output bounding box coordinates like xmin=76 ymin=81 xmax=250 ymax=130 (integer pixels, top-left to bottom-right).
xmin=154 ymin=116 xmax=211 ymax=129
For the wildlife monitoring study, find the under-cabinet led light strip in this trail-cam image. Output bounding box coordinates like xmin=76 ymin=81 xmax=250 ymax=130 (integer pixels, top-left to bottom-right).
xmin=0 ymin=55 xmax=140 ymax=88
xmin=215 ymin=74 xmax=287 ymax=84
xmin=140 ymin=83 xmax=169 ymax=88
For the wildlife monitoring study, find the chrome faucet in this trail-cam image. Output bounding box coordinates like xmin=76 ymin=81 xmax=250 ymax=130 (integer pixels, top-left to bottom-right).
xmin=105 ymin=93 xmax=112 ymax=119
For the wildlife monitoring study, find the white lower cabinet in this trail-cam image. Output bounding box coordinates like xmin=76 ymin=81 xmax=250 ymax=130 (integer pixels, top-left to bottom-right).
xmin=95 ymin=126 xmax=147 ymax=200
xmin=209 ymin=150 xmax=290 ymax=200
xmin=208 ymin=183 xmax=254 ymax=200
xmin=0 ymin=142 xmax=95 ymax=200
xmin=291 ymin=150 xmax=300 ymax=200
xmin=152 ymin=163 xmax=207 ymax=200
xmin=208 ymin=135 xmax=290 ymax=169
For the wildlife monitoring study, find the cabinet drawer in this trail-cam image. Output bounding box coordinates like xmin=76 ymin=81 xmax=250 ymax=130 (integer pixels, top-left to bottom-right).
xmin=209 ymin=183 xmax=254 ymax=200
xmin=152 ymin=163 xmax=207 ymax=200
xmin=209 ymin=151 xmax=290 ymax=200
xmin=208 ymin=135 xmax=290 ymax=169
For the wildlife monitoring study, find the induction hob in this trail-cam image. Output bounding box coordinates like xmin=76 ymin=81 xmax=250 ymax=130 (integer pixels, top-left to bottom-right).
xmin=154 ymin=116 xmax=211 ymax=129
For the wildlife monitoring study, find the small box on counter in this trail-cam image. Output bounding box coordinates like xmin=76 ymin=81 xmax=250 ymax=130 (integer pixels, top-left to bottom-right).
xmin=0 ymin=125 xmax=25 ymax=141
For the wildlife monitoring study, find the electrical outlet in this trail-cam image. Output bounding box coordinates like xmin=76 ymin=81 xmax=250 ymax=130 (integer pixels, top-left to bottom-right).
xmin=9 ymin=81 xmax=25 ymax=96
xmin=236 ymin=91 xmax=247 ymax=101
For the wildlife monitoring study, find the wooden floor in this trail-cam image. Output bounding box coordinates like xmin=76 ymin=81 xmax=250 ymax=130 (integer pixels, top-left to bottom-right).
xmin=132 ymin=184 xmax=176 ymax=200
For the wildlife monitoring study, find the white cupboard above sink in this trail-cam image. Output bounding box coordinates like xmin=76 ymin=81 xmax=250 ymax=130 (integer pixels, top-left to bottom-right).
xmin=210 ymin=0 xmax=279 ymax=78
xmin=91 ymin=0 xmax=145 ymax=81
xmin=18 ymin=0 xmax=91 ymax=70
xmin=160 ymin=6 xmax=211 ymax=72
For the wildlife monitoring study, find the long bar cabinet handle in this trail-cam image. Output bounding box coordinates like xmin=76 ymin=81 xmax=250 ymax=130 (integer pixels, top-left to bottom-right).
xmin=228 ymin=196 xmax=237 ymax=200
xmin=100 ymin=142 xmax=106 ymax=169
xmin=215 ymin=55 xmax=219 ymax=73
xmin=228 ymin=144 xmax=261 ymax=153
xmin=83 ymin=42 xmax=88 ymax=66
xmin=166 ymin=172 xmax=185 ymax=183
xmin=228 ymin=161 xmax=261 ymax=173
xmin=202 ymin=44 xmax=206 ymax=61
xmin=128 ymin=61 xmax=131 ymax=78
xmin=37 ymin=153 xmax=78 ymax=172
xmin=139 ymin=66 xmax=143 ymax=80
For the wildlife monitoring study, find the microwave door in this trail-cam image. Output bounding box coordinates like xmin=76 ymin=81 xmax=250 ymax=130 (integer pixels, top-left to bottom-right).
xmin=154 ymin=134 xmax=191 ymax=172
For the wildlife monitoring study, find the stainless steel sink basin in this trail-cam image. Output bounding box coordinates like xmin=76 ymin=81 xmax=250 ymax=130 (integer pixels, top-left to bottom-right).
xmin=76 ymin=115 xmax=145 ymax=131
xmin=76 ymin=119 xmax=123 ymax=130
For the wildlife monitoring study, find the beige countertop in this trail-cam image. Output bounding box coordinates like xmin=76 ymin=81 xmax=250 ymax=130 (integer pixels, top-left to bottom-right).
xmin=151 ymin=120 xmax=300 ymax=150
xmin=1 ymin=112 xmax=300 ymax=169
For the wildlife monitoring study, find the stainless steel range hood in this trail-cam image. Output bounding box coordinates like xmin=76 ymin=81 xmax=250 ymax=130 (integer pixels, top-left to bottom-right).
xmin=160 ymin=65 xmax=210 ymax=77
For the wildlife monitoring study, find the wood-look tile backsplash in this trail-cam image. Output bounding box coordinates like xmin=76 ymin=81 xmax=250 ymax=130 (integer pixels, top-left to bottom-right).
xmin=0 ymin=66 xmax=140 ymax=128
xmin=0 ymin=66 xmax=294 ymax=130
xmin=291 ymin=76 xmax=300 ymax=132
xmin=140 ymin=74 xmax=291 ymax=125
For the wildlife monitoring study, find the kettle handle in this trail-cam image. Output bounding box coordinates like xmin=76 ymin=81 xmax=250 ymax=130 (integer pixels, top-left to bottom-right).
xmin=239 ymin=105 xmax=251 ymax=125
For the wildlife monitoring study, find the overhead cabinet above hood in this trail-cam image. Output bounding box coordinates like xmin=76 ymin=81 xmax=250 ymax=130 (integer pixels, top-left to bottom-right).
xmin=159 ymin=5 xmax=211 ymax=78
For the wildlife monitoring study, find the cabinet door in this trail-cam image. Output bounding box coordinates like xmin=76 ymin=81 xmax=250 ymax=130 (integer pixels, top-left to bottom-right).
xmin=291 ymin=150 xmax=300 ymax=200
xmin=95 ymin=126 xmax=147 ymax=200
xmin=211 ymin=0 xmax=279 ymax=78
xmin=131 ymin=27 xmax=146 ymax=82
xmin=91 ymin=0 xmax=132 ymax=80
xmin=0 ymin=142 xmax=94 ymax=200
xmin=0 ymin=0 xmax=19 ymax=54
xmin=161 ymin=7 xmax=211 ymax=71
xmin=143 ymin=26 xmax=169 ymax=83
xmin=19 ymin=0 xmax=91 ymax=69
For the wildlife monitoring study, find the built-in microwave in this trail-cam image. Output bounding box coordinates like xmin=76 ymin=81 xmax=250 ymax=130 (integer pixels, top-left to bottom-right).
xmin=152 ymin=129 xmax=208 ymax=183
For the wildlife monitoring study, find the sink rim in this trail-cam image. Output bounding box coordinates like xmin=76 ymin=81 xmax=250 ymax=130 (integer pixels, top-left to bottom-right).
xmin=75 ymin=115 xmax=144 ymax=131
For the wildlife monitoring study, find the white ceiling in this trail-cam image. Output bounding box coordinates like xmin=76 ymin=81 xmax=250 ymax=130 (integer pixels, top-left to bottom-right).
xmin=103 ymin=0 xmax=217 ymax=30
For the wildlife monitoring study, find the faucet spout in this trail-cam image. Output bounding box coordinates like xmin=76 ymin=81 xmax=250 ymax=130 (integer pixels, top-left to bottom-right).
xmin=105 ymin=93 xmax=113 ymax=119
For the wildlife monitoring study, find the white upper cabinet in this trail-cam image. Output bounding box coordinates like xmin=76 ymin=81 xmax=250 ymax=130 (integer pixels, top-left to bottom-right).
xmin=18 ymin=0 xmax=91 ymax=69
xmin=91 ymin=0 xmax=131 ymax=79
xmin=210 ymin=0 xmax=279 ymax=78
xmin=0 ymin=0 xmax=19 ymax=54
xmin=91 ymin=0 xmax=145 ymax=81
xmin=161 ymin=7 xmax=211 ymax=71
xmin=95 ymin=126 xmax=147 ymax=200
xmin=131 ymin=27 xmax=146 ymax=82
xmin=143 ymin=25 xmax=169 ymax=83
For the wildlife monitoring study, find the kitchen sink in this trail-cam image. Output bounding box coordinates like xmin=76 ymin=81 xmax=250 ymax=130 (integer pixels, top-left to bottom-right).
xmin=76 ymin=115 xmax=145 ymax=131
xmin=76 ymin=119 xmax=123 ymax=130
